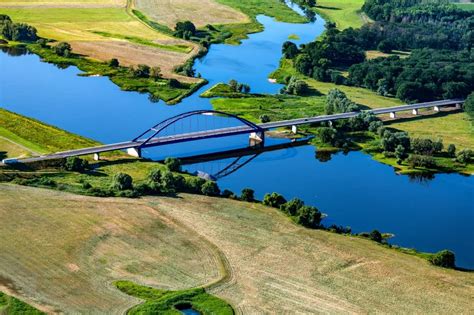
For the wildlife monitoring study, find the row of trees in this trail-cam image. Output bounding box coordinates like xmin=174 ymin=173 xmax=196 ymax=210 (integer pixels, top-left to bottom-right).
xmin=347 ymin=49 xmax=474 ymax=102
xmin=228 ymin=79 xmax=251 ymax=94
xmin=0 ymin=15 xmax=37 ymax=42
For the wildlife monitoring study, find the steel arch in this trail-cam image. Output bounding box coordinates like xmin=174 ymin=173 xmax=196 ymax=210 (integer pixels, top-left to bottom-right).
xmin=132 ymin=110 xmax=263 ymax=147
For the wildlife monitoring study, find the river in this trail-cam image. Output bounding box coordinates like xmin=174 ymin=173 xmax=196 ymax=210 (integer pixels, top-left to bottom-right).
xmin=0 ymin=2 xmax=473 ymax=268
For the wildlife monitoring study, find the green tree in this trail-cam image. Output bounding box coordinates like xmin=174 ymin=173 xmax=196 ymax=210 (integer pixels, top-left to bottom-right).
xmin=318 ymin=127 xmax=337 ymax=145
xmin=395 ymin=144 xmax=408 ymax=164
xmin=240 ymin=188 xmax=255 ymax=202
xmin=259 ymin=114 xmax=270 ymax=123
xmin=174 ymin=21 xmax=196 ymax=39
xmin=111 ymin=173 xmax=133 ymax=191
xmin=296 ymin=206 xmax=322 ymax=228
xmin=109 ymin=58 xmax=119 ymax=67
xmin=465 ymin=92 xmax=474 ymax=120
xmin=160 ymin=171 xmax=177 ymax=193
xmin=64 ymin=156 xmax=88 ymax=172
xmin=282 ymin=41 xmax=299 ymax=59
xmin=147 ymin=168 xmax=162 ymax=191
xmin=164 ymin=157 xmax=181 ymax=172
xmin=280 ymin=198 xmax=304 ymax=216
xmin=369 ymin=230 xmax=383 ymax=243
xmin=447 ymin=144 xmax=456 ymax=157
xmin=229 ymin=79 xmax=238 ymax=92
xmin=54 ymin=42 xmax=72 ymax=57
xmin=263 ymin=192 xmax=287 ymax=208
xmin=429 ymin=250 xmax=455 ymax=268
xmin=455 ymin=149 xmax=472 ymax=164
xmin=201 ymin=181 xmax=220 ymax=196
xmin=133 ymin=64 xmax=150 ymax=78
xmin=150 ymin=66 xmax=162 ymax=81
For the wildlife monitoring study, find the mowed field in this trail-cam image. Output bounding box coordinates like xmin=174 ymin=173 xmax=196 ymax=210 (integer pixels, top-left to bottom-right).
xmin=1 ymin=184 xmax=473 ymax=313
xmin=134 ymin=0 xmax=249 ymax=28
xmin=315 ymin=0 xmax=366 ymax=30
xmin=0 ymin=0 xmax=200 ymax=81
xmin=0 ymin=184 xmax=222 ymax=313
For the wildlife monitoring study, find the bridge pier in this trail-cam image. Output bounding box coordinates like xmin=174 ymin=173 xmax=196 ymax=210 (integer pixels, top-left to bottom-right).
xmin=249 ymin=132 xmax=265 ymax=147
xmin=433 ymin=106 xmax=440 ymax=112
xmin=93 ymin=153 xmax=100 ymax=161
xmin=455 ymin=103 xmax=462 ymax=109
xmin=412 ymin=109 xmax=419 ymax=115
xmin=127 ymin=147 xmax=142 ymax=158
xmin=291 ymin=125 xmax=298 ymax=134
xmin=389 ymin=112 xmax=397 ymax=119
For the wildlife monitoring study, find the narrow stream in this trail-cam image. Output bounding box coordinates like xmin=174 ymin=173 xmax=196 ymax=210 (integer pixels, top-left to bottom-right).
xmin=0 ymin=2 xmax=473 ymax=268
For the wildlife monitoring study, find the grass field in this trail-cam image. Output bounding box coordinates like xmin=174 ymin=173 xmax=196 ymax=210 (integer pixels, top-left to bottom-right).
xmin=315 ymin=0 xmax=366 ymax=29
xmin=2 ymin=184 xmax=472 ymax=313
xmin=0 ymin=108 xmax=99 ymax=155
xmin=455 ymin=2 xmax=474 ymax=10
xmin=0 ymin=1 xmax=200 ymax=80
xmin=134 ymin=0 xmax=249 ymax=28
xmin=0 ymin=184 xmax=223 ymax=313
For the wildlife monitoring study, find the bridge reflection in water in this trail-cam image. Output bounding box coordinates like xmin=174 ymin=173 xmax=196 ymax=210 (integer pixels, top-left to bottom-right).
xmin=177 ymin=137 xmax=312 ymax=181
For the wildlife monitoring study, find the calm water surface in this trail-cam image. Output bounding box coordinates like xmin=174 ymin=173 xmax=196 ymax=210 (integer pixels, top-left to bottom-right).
xmin=0 ymin=5 xmax=473 ymax=268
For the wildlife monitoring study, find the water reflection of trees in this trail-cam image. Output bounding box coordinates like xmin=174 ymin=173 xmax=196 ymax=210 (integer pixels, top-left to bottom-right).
xmin=315 ymin=150 xmax=332 ymax=162
xmin=1 ymin=46 xmax=28 ymax=57
xmin=408 ymin=172 xmax=435 ymax=185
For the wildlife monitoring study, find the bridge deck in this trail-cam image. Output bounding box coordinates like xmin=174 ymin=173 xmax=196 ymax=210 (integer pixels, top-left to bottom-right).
xmin=3 ymin=99 xmax=464 ymax=164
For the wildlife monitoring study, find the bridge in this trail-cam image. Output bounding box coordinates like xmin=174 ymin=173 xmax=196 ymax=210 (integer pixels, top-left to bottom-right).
xmin=2 ymin=99 xmax=464 ymax=164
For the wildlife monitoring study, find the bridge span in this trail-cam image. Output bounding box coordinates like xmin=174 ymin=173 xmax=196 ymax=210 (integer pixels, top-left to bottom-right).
xmin=2 ymin=99 xmax=464 ymax=164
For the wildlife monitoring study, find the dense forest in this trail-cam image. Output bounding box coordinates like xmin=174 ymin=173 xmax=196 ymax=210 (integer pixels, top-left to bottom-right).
xmin=286 ymin=0 xmax=474 ymax=102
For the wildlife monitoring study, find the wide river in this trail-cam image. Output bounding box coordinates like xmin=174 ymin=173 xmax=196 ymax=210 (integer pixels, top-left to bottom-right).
xmin=0 ymin=2 xmax=473 ymax=268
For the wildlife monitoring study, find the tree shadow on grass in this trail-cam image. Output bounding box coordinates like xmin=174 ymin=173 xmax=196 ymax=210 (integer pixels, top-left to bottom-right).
xmin=316 ymin=5 xmax=342 ymax=10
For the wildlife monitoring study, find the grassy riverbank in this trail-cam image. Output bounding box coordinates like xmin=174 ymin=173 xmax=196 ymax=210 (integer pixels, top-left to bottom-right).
xmin=0 ymin=108 xmax=99 ymax=155
xmin=314 ymin=0 xmax=366 ymax=30
xmin=1 ymin=184 xmax=473 ymax=313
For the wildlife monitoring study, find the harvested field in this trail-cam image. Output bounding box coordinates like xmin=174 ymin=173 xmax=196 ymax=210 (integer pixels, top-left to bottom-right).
xmin=134 ymin=0 xmax=249 ymax=28
xmin=0 ymin=0 xmax=125 ymax=8
xmin=0 ymin=185 xmax=222 ymax=313
xmin=0 ymin=4 xmax=199 ymax=79
xmin=1 ymin=184 xmax=473 ymax=313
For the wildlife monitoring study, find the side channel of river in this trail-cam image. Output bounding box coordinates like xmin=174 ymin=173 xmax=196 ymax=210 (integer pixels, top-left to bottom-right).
xmin=0 ymin=2 xmax=473 ymax=268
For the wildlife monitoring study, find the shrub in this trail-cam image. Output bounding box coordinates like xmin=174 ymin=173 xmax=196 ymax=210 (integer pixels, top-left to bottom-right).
xmin=109 ymin=58 xmax=119 ymax=67
xmin=280 ymin=198 xmax=304 ymax=216
xmin=185 ymin=177 xmax=206 ymax=194
xmin=455 ymin=149 xmax=472 ymax=164
xmin=369 ymin=230 xmax=383 ymax=243
xmin=54 ymin=42 xmax=72 ymax=57
xmin=240 ymin=188 xmax=255 ymax=202
xmin=259 ymin=114 xmax=271 ymax=123
xmin=160 ymin=171 xmax=177 ymax=193
xmin=221 ymin=189 xmax=234 ymax=198
xmin=407 ymin=154 xmax=436 ymax=168
xmin=201 ymin=181 xmax=220 ymax=196
xmin=132 ymin=64 xmax=150 ymax=78
xmin=111 ymin=173 xmax=133 ymax=191
xmin=447 ymin=144 xmax=456 ymax=157
xmin=164 ymin=157 xmax=181 ymax=172
xmin=262 ymin=192 xmax=287 ymax=208
xmin=464 ymin=92 xmax=474 ymax=120
xmin=429 ymin=250 xmax=455 ymax=268
xmin=64 ymin=156 xmax=88 ymax=172
xmin=318 ymin=127 xmax=337 ymax=145
xmin=296 ymin=206 xmax=322 ymax=228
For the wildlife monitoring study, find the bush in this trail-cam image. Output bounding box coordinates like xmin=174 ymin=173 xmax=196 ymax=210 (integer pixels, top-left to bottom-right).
xmin=280 ymin=198 xmax=304 ymax=216
xmin=429 ymin=250 xmax=455 ymax=268
xmin=262 ymin=192 xmax=287 ymax=208
xmin=240 ymin=188 xmax=255 ymax=202
xmin=406 ymin=154 xmax=436 ymax=168
xmin=53 ymin=42 xmax=72 ymax=57
xmin=109 ymin=58 xmax=119 ymax=67
xmin=164 ymin=157 xmax=181 ymax=172
xmin=455 ymin=149 xmax=472 ymax=164
xmin=64 ymin=156 xmax=88 ymax=172
xmin=132 ymin=64 xmax=150 ymax=78
xmin=221 ymin=189 xmax=234 ymax=198
xmin=465 ymin=92 xmax=474 ymax=120
xmin=160 ymin=171 xmax=177 ymax=193
xmin=318 ymin=127 xmax=337 ymax=145
xmin=185 ymin=177 xmax=206 ymax=194
xmin=259 ymin=114 xmax=271 ymax=123
xmin=201 ymin=181 xmax=220 ymax=196
xmin=296 ymin=206 xmax=322 ymax=228
xmin=369 ymin=230 xmax=383 ymax=243
xmin=447 ymin=144 xmax=456 ymax=157
xmin=111 ymin=173 xmax=133 ymax=191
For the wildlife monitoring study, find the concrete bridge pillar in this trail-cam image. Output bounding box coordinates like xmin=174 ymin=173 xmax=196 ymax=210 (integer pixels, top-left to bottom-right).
xmin=249 ymin=132 xmax=265 ymax=147
xmin=433 ymin=106 xmax=440 ymax=112
xmin=412 ymin=109 xmax=419 ymax=115
xmin=291 ymin=125 xmax=298 ymax=134
xmin=93 ymin=153 xmax=100 ymax=161
xmin=389 ymin=112 xmax=397 ymax=119
xmin=455 ymin=103 xmax=462 ymax=109
xmin=328 ymin=120 xmax=333 ymax=127
xmin=127 ymin=147 xmax=142 ymax=158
